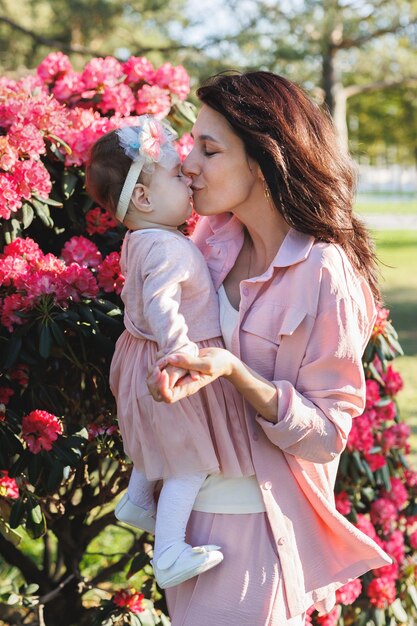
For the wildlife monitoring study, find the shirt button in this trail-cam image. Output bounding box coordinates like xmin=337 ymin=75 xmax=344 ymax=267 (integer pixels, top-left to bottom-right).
xmin=252 ymin=431 xmax=259 ymax=441
xmin=243 ymin=287 xmax=249 ymax=296
xmin=277 ymin=537 xmax=286 ymax=546
xmin=263 ymin=481 xmax=272 ymax=491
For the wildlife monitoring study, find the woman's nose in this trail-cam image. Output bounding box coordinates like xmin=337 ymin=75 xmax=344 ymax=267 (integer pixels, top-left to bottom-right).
xmin=182 ymin=150 xmax=198 ymax=178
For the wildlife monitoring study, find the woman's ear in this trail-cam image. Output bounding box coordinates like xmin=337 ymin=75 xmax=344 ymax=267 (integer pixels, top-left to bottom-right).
xmin=131 ymin=183 xmax=153 ymax=213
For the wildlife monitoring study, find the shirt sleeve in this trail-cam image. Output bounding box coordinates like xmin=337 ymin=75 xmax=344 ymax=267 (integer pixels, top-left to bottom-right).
xmin=141 ymin=238 xmax=199 ymax=359
xmin=256 ymin=265 xmax=375 ymax=464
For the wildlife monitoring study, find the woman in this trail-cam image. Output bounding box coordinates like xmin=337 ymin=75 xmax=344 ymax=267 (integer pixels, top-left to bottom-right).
xmin=148 ymin=71 xmax=391 ymax=626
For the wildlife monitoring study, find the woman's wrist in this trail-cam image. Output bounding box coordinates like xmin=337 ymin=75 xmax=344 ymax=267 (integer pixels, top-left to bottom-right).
xmin=223 ymin=352 xmax=243 ymax=381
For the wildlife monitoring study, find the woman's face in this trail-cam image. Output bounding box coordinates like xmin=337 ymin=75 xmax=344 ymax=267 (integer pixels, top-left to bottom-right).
xmin=183 ymin=105 xmax=260 ymax=216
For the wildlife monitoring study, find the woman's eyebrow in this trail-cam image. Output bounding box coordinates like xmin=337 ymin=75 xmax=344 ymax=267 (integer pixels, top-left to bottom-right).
xmin=190 ymin=133 xmax=221 ymax=143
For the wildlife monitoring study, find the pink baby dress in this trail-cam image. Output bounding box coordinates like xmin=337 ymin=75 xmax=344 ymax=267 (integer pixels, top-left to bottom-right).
xmin=109 ymin=228 xmax=254 ymax=481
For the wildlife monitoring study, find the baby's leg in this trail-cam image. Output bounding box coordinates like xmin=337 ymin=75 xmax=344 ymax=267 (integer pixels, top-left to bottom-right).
xmin=152 ymin=473 xmax=223 ymax=588
xmin=128 ymin=467 xmax=156 ymax=510
xmin=154 ymin=472 xmax=207 ymax=560
xmin=115 ymin=467 xmax=157 ymax=533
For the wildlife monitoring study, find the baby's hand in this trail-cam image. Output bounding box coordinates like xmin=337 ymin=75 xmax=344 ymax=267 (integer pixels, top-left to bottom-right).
xmin=164 ymin=364 xmax=188 ymax=388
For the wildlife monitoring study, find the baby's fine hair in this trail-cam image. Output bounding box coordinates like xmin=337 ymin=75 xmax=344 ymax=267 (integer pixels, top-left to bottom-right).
xmin=86 ymin=130 xmax=143 ymax=217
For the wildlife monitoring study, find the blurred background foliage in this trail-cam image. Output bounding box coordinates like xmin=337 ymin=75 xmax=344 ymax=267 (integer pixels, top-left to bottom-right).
xmin=1 ymin=0 xmax=417 ymax=164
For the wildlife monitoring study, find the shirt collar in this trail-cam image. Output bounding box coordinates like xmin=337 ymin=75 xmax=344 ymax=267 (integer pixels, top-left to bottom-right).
xmin=204 ymin=213 xmax=315 ymax=269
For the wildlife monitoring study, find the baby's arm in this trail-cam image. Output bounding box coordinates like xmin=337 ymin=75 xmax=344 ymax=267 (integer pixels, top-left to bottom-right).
xmin=141 ymin=238 xmax=199 ymax=366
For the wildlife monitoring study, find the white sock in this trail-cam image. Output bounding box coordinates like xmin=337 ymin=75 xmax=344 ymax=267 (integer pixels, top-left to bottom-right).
xmin=127 ymin=467 xmax=156 ymax=511
xmin=154 ymin=472 xmax=207 ymax=561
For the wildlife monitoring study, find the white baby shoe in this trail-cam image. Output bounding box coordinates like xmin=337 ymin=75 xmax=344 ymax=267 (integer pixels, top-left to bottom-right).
xmin=114 ymin=493 xmax=156 ymax=534
xmin=152 ymin=541 xmax=223 ymax=589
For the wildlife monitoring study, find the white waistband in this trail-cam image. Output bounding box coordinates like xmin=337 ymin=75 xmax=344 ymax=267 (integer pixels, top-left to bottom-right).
xmin=192 ymin=474 xmax=266 ymax=514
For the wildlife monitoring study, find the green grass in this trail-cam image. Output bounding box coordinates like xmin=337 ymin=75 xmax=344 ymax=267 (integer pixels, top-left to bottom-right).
xmin=355 ymin=193 xmax=417 ymax=215
xmin=371 ymin=229 xmax=417 ymax=465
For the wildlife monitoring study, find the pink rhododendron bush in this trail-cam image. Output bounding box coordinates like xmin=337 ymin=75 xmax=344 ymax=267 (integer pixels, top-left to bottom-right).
xmin=0 ymin=53 xmax=416 ymax=626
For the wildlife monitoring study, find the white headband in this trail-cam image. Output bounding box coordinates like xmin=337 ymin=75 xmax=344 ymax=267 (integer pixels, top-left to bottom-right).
xmin=115 ymin=116 xmax=179 ymax=222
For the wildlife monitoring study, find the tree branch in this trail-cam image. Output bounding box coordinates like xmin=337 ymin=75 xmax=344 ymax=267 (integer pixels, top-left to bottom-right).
xmin=344 ymin=76 xmax=417 ymax=98
xmin=0 ymin=533 xmax=50 ymax=588
xmin=0 ymin=15 xmax=100 ymax=56
xmin=90 ymin=534 xmax=149 ymax=585
xmin=336 ymin=19 xmax=417 ymax=50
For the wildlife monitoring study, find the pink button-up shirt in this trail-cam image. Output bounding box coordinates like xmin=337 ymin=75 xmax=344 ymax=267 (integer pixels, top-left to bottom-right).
xmin=193 ymin=213 xmax=391 ymax=617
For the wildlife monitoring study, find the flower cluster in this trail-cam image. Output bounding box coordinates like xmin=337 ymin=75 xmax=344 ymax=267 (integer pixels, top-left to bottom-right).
xmin=0 ymin=52 xmax=190 ymax=221
xmin=0 ymin=236 xmax=101 ymax=332
xmin=21 ymin=410 xmax=62 ymax=454
xmin=0 ymin=470 xmax=19 ymax=498
xmin=112 ymin=588 xmax=145 ymax=614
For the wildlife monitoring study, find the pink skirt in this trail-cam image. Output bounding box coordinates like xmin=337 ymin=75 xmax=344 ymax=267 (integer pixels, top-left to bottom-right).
xmin=109 ymin=331 xmax=254 ymax=481
xmin=166 ymin=510 xmax=306 ymax=626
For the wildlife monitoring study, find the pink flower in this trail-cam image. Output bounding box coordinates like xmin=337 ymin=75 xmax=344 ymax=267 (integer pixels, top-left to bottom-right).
xmin=113 ymin=589 xmax=145 ymax=614
xmin=381 ymin=366 xmax=404 ymax=397
xmin=0 ymin=387 xmax=14 ymax=405
xmin=123 ymin=57 xmax=155 ymax=84
xmin=382 ymin=477 xmax=408 ymax=509
xmin=176 ymin=133 xmax=194 ymax=162
xmin=52 ymin=71 xmax=85 ymax=102
xmin=37 ymin=52 xmax=72 ymax=84
xmin=366 ymin=576 xmax=396 ymax=608
xmin=81 ymin=57 xmax=123 ymax=90
xmin=181 ymin=210 xmax=200 ymax=237
xmin=336 ymin=579 xmax=362 ymax=605
xmin=0 ymin=173 xmax=22 ymax=219
xmin=135 ymin=84 xmax=171 ymax=119
xmin=405 ymin=469 xmax=417 ymax=488
xmin=0 ymin=471 xmax=19 ymax=499
xmin=382 ymin=423 xmax=411 ymax=453
xmin=335 ymin=491 xmax=352 ymax=515
xmin=87 ymin=422 xmax=118 ymax=440
xmin=372 ymin=307 xmax=390 ymax=338
xmin=355 ymin=514 xmax=378 ymax=541
xmin=384 ymin=529 xmax=405 ymax=565
xmin=366 ymin=379 xmax=381 ymax=408
xmin=61 ymin=236 xmax=102 ymax=268
xmin=154 ymin=63 xmax=190 ymax=100
xmin=9 ymin=364 xmax=29 ymax=387
xmin=97 ymin=252 xmax=125 ymax=295
xmin=0 ymin=136 xmax=19 ymax=170
xmin=3 ymin=237 xmax=43 ymax=262
xmin=370 ymin=497 xmax=398 ymax=532
xmin=1 ymin=293 xmax=31 ymax=331
xmin=14 ymin=159 xmax=52 ymax=199
xmin=0 ymin=255 xmax=30 ymax=288
xmin=374 ymin=400 xmax=396 ymax=424
xmin=59 ymin=264 xmax=98 ymax=301
xmin=8 ymin=122 xmax=45 ymax=159
xmin=22 ymin=409 xmax=62 ymax=454
xmin=98 ymin=84 xmax=135 ymax=116
xmin=347 ymin=412 xmax=373 ymax=453
xmin=374 ymin=561 xmax=399 ymax=581
xmin=409 ymin=530 xmax=417 ymax=550
xmin=364 ymin=452 xmax=386 ymax=471
xmin=85 ymin=207 xmax=118 ymax=235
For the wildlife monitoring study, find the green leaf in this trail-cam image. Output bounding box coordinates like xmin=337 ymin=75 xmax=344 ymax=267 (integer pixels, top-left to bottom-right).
xmin=63 ymin=170 xmax=79 ymax=199
xmin=30 ymin=504 xmax=43 ymax=525
xmin=52 ymin=441 xmax=82 ymax=466
xmin=391 ymin=598 xmax=408 ymax=622
xmin=2 ymin=335 xmax=23 ymax=369
xmin=372 ymin=607 xmax=386 ymax=626
xmin=49 ymin=320 xmax=66 ymax=347
xmin=46 ymin=460 xmax=65 ymax=492
xmin=9 ymin=498 xmax=26 ymax=529
xmin=31 ymin=198 xmax=54 ymax=228
xmin=172 ymin=100 xmax=197 ymax=124
xmin=408 ymin=584 xmax=417 ymax=609
xmin=32 ymin=194 xmax=63 ymax=208
xmin=27 ymin=453 xmax=42 ymax=486
xmin=21 ymin=203 xmax=34 ymax=229
xmin=39 ymin=324 xmax=53 ymax=359
xmin=352 ymin=451 xmax=365 ymax=475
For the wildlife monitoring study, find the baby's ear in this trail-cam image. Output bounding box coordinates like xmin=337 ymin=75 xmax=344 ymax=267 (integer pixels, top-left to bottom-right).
xmin=131 ymin=183 xmax=152 ymax=213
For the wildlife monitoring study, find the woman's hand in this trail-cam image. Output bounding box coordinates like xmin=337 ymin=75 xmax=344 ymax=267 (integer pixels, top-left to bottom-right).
xmin=146 ymin=347 xmax=236 ymax=403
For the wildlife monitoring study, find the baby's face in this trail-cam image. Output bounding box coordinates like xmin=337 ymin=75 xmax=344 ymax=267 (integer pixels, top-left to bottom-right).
xmin=147 ymin=160 xmax=193 ymax=227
